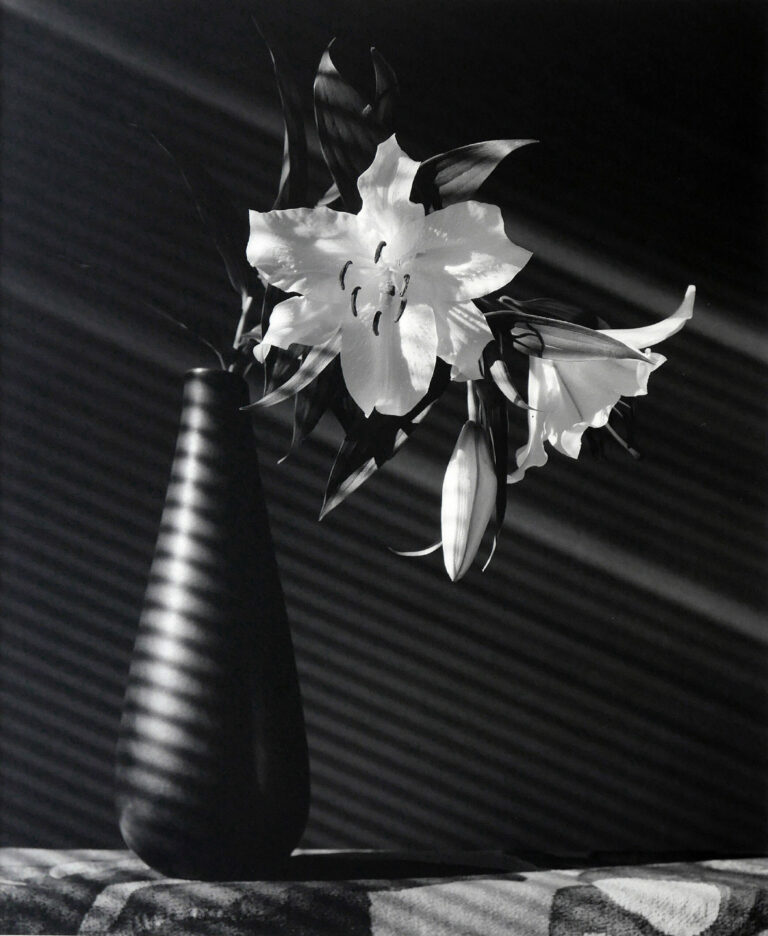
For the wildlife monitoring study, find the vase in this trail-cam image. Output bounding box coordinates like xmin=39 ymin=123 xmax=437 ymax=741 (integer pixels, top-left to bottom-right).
xmin=116 ymin=368 xmax=310 ymax=880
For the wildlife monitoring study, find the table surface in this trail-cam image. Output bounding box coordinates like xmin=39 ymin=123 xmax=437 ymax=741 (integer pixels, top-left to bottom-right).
xmin=1 ymin=848 xmax=767 ymax=935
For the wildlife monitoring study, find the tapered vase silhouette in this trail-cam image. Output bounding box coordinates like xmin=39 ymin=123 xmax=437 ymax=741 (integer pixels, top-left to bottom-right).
xmin=116 ymin=368 xmax=309 ymax=879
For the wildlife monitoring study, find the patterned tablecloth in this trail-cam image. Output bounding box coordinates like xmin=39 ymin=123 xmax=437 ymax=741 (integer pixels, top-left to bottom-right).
xmin=0 ymin=848 xmax=766 ymax=935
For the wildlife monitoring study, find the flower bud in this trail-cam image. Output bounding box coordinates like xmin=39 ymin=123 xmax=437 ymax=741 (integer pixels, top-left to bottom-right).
xmin=441 ymin=421 xmax=497 ymax=582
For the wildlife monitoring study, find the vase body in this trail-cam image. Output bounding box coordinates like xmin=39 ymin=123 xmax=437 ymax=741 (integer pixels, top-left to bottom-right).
xmin=116 ymin=368 xmax=309 ymax=880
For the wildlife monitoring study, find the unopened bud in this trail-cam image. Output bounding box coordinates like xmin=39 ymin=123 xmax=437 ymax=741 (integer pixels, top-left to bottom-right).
xmin=441 ymin=421 xmax=497 ymax=581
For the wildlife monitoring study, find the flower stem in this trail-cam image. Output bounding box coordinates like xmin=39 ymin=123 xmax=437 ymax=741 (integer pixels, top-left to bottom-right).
xmin=466 ymin=381 xmax=479 ymax=423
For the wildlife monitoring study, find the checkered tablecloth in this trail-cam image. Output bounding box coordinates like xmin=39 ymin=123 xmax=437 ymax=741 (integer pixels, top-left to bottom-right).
xmin=1 ymin=848 xmax=767 ymax=935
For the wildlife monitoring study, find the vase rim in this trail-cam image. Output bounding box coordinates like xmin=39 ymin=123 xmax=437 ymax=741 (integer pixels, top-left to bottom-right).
xmin=184 ymin=367 xmax=247 ymax=383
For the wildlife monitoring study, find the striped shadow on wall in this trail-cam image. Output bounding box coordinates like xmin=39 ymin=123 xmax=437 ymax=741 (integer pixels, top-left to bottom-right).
xmin=1 ymin=0 xmax=765 ymax=856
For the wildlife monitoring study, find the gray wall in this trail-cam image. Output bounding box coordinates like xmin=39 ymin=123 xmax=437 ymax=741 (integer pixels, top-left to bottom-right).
xmin=1 ymin=0 xmax=766 ymax=856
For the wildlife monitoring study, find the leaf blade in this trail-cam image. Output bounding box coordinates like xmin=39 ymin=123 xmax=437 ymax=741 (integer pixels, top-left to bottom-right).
xmin=253 ymin=17 xmax=308 ymax=210
xmin=313 ymin=40 xmax=385 ymax=211
xmin=244 ymin=334 xmax=341 ymax=410
xmin=370 ymin=47 xmax=398 ymax=131
xmin=320 ymin=359 xmax=451 ymax=517
xmin=413 ymin=139 xmax=537 ymax=208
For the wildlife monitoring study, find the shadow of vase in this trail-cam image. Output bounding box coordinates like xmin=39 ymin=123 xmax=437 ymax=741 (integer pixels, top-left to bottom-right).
xmin=116 ymin=367 xmax=309 ymax=880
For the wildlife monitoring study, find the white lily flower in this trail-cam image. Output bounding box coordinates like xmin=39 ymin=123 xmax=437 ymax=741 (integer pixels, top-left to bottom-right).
xmin=508 ymin=286 xmax=696 ymax=482
xmin=441 ymin=420 xmax=497 ymax=582
xmin=247 ymin=135 xmax=531 ymax=417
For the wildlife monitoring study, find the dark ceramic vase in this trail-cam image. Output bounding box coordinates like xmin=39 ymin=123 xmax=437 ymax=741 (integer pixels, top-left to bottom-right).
xmin=116 ymin=368 xmax=309 ymax=880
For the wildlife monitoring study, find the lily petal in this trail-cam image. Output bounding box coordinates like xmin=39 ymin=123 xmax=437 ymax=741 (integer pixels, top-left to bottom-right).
xmin=341 ymin=300 xmax=438 ymax=416
xmin=357 ymin=134 xmax=424 ymax=242
xmin=507 ymin=359 xmax=552 ymax=482
xmin=508 ymin=352 xmax=665 ymax=482
xmin=247 ymin=206 xmax=372 ymax=297
xmin=402 ymin=200 xmax=531 ymax=302
xmin=435 ymin=301 xmax=494 ymax=380
xmin=601 ymin=285 xmax=696 ymax=350
xmin=261 ymin=295 xmax=340 ymax=352
xmin=508 ymin=286 xmax=695 ymax=483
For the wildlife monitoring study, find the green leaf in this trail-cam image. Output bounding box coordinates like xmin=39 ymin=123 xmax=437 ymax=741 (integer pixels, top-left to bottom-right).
xmin=313 ymin=41 xmax=391 ymax=212
xmin=320 ymin=359 xmax=450 ymax=518
xmin=412 ymin=139 xmax=536 ymax=209
xmin=152 ymin=132 xmax=255 ymax=300
xmin=253 ymin=17 xmax=308 ymax=209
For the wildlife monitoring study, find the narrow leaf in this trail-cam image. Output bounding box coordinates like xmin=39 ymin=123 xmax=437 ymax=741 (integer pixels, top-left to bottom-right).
xmin=262 ymin=343 xmax=304 ymax=394
xmin=370 ymin=47 xmax=398 ymax=131
xmin=413 ymin=139 xmax=536 ymax=209
xmin=320 ymin=406 xmax=434 ymax=519
xmin=316 ymin=181 xmax=342 ymax=207
xmin=319 ymin=453 xmax=378 ymax=519
xmin=286 ymin=357 xmax=344 ymax=457
xmin=253 ymin=17 xmax=308 ymax=209
xmin=243 ymin=334 xmax=340 ymax=410
xmin=320 ymin=359 xmax=450 ymax=516
xmin=390 ymin=540 xmax=442 ymax=558
xmin=314 ymin=40 xmax=385 ymax=212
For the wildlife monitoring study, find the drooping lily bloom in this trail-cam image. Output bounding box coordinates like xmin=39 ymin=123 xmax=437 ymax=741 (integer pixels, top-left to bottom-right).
xmin=247 ymin=135 xmax=531 ymax=417
xmin=508 ymin=286 xmax=696 ymax=482
xmin=441 ymin=420 xmax=497 ymax=582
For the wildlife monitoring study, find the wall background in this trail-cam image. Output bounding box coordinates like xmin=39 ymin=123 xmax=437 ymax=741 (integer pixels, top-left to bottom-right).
xmin=1 ymin=0 xmax=766 ymax=856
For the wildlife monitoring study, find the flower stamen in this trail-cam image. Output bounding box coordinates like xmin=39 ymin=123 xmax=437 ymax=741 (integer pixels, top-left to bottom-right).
xmin=373 ymin=310 xmax=382 ymax=335
xmin=400 ymin=274 xmax=410 ymax=297
xmin=394 ymin=299 xmax=407 ymax=322
xmin=374 ymin=240 xmax=387 ymax=263
xmin=351 ymin=286 xmax=361 ymax=317
xmin=339 ymin=260 xmax=353 ymax=290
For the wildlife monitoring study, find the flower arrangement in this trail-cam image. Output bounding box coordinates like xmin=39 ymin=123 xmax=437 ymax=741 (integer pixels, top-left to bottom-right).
xmin=162 ymin=30 xmax=694 ymax=581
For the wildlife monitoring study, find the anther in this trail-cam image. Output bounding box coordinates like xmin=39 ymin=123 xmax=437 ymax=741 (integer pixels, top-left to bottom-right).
xmin=372 ymin=310 xmax=382 ymax=335
xmin=394 ymin=299 xmax=407 ymax=322
xmin=400 ymin=274 xmax=410 ymax=297
xmin=374 ymin=241 xmax=387 ymax=263
xmin=339 ymin=260 xmax=353 ymax=290
xmin=351 ymin=286 xmax=361 ymax=317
